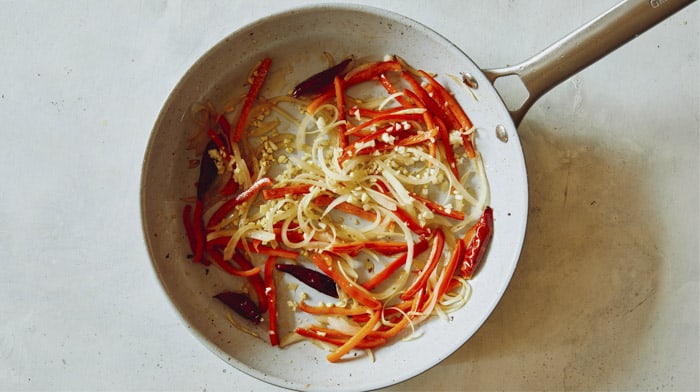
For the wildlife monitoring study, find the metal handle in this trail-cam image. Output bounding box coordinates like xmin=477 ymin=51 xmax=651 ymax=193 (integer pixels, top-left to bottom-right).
xmin=483 ymin=0 xmax=696 ymax=127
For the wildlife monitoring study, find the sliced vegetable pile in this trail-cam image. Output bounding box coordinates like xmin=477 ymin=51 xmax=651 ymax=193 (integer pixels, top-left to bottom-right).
xmin=182 ymin=55 xmax=493 ymax=362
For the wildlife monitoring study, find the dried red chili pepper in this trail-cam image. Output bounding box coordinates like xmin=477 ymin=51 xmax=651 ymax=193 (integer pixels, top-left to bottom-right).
xmin=459 ymin=206 xmax=493 ymax=279
xmin=197 ymin=140 xmax=219 ymax=200
xmin=291 ymin=57 xmax=352 ymax=98
xmin=214 ymin=291 xmax=262 ymax=324
xmin=276 ymin=263 xmax=338 ymax=298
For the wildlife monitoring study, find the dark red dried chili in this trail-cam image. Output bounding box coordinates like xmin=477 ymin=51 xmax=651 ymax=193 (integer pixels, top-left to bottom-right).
xmin=291 ymin=58 xmax=352 ymax=98
xmin=214 ymin=291 xmax=262 ymax=324
xmin=276 ymin=263 xmax=338 ymax=298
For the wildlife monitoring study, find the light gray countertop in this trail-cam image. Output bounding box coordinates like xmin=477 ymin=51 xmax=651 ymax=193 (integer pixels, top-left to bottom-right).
xmin=1 ymin=1 xmax=697 ymax=390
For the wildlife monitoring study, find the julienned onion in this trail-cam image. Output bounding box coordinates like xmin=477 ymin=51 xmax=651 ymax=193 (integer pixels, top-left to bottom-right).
xmin=182 ymin=55 xmax=493 ymax=363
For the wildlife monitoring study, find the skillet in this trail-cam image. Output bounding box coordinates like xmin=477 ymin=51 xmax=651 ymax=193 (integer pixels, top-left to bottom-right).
xmin=140 ymin=0 xmax=694 ymax=390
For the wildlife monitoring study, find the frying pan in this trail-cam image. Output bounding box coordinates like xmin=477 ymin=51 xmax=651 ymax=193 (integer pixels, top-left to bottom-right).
xmin=140 ymin=0 xmax=694 ymax=390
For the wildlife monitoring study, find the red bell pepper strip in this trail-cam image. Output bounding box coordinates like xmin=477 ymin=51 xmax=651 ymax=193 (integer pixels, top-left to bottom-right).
xmin=219 ymin=175 xmax=239 ymax=197
xmin=263 ymin=256 xmax=280 ymax=346
xmin=417 ymin=70 xmax=476 ymax=157
xmin=231 ymin=58 xmax=272 ymax=143
xmin=435 ymin=238 xmax=465 ymax=300
xmin=208 ymin=177 xmax=273 ymax=229
xmin=459 ymin=206 xmax=493 ymax=279
xmin=378 ymin=73 xmax=414 ymax=107
xmin=400 ymin=229 xmax=445 ymax=300
xmin=311 ymin=252 xmax=382 ymax=310
xmin=206 ymin=129 xmax=230 ymax=161
xmin=231 ymin=251 xmax=268 ymax=313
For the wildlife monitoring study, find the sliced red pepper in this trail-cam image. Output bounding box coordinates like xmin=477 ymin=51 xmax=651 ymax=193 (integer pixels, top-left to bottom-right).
xmin=417 ymin=70 xmax=476 ymax=157
xmin=378 ymin=73 xmax=413 ymax=107
xmin=400 ymin=229 xmax=445 ymax=300
xmin=435 ymin=238 xmax=465 ymax=300
xmin=219 ymin=175 xmax=239 ymax=197
xmin=264 ymin=256 xmax=279 ymax=346
xmin=207 ymin=177 xmax=273 ymax=229
xmin=231 ymin=58 xmax=272 ymax=143
xmin=459 ymin=206 xmax=494 ymax=279
xmin=231 ymin=251 xmax=268 ymax=313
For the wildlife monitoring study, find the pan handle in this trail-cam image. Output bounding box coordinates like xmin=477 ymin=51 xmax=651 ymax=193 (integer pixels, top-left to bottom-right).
xmin=483 ymin=0 xmax=696 ymax=127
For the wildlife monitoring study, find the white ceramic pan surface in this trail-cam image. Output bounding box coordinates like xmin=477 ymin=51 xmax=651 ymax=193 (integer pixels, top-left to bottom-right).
xmin=140 ymin=1 xmax=693 ymax=390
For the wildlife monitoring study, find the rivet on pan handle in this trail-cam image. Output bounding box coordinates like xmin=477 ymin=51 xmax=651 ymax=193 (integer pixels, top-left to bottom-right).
xmin=483 ymin=0 xmax=696 ymax=127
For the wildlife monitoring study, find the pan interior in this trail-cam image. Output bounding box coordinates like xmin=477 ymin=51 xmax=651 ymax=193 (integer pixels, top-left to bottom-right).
xmin=141 ymin=4 xmax=528 ymax=391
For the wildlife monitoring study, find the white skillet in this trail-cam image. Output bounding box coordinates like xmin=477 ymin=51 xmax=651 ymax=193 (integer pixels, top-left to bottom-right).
xmin=141 ymin=1 xmax=694 ymax=390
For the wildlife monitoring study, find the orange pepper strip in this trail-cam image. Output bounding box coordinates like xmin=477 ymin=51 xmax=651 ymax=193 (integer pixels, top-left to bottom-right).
xmin=312 ymin=194 xmax=379 ymax=222
xmin=311 ymin=252 xmax=382 ymax=310
xmin=206 ymin=248 xmax=262 ymax=278
xmin=295 ymin=326 xmax=386 ymax=349
xmin=327 ymin=310 xmax=382 ymax=362
xmin=236 ymin=240 xmax=298 ymax=260
xmin=331 ymin=240 xmax=412 ymax=256
xmin=409 ymin=191 xmax=465 ymax=221
xmin=361 ymin=239 xmax=430 ymax=291
xmin=343 ymin=60 xmax=402 ymax=86
xmin=264 ymin=256 xmax=279 ymax=346
xmin=231 ymin=58 xmax=272 ymax=143
xmin=262 ymin=183 xmax=313 ymax=200
xmin=298 ymin=300 xmax=371 ymax=316
xmin=401 ymin=229 xmax=446 ymax=300
xmin=306 ymin=89 xmax=335 ymax=114
xmin=334 ymin=76 xmax=348 ymax=148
